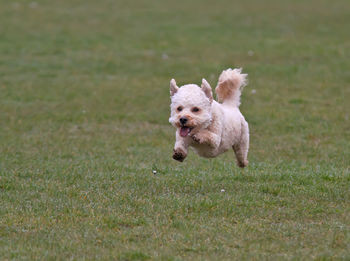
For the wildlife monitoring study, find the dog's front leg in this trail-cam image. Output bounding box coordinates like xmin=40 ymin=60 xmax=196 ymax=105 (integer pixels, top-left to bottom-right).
xmin=191 ymin=130 xmax=221 ymax=149
xmin=172 ymin=130 xmax=190 ymax=162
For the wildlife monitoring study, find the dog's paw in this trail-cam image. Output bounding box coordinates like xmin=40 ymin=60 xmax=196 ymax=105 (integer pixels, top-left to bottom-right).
xmin=191 ymin=132 xmax=215 ymax=147
xmin=172 ymin=148 xmax=186 ymax=162
xmin=237 ymin=160 xmax=249 ymax=168
xmin=191 ymin=133 xmax=203 ymax=144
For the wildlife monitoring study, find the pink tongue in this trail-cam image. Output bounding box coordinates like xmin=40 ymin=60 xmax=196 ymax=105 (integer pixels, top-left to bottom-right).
xmin=180 ymin=127 xmax=190 ymax=137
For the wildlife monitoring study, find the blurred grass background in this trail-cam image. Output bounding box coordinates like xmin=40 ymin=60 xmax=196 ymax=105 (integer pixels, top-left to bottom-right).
xmin=0 ymin=0 xmax=349 ymax=260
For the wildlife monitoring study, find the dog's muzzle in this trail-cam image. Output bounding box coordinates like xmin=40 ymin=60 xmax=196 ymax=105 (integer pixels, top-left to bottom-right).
xmin=179 ymin=117 xmax=188 ymax=125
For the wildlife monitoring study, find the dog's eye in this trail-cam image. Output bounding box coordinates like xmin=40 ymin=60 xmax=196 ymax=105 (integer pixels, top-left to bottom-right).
xmin=192 ymin=107 xmax=200 ymax=112
xmin=177 ymin=106 xmax=183 ymax=112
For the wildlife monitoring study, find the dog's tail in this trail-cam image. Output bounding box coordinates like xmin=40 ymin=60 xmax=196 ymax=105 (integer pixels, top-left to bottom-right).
xmin=215 ymin=68 xmax=248 ymax=107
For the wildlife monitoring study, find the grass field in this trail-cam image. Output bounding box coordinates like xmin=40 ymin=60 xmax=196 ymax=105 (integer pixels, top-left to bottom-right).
xmin=1 ymin=0 xmax=350 ymax=259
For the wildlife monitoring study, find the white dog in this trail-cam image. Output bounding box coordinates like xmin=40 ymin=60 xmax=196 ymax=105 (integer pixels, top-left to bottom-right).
xmin=169 ymin=68 xmax=249 ymax=168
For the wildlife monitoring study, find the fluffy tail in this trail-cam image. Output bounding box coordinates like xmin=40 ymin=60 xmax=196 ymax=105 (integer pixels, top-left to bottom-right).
xmin=215 ymin=68 xmax=248 ymax=107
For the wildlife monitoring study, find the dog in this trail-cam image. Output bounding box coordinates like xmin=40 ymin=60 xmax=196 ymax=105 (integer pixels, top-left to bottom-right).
xmin=169 ymin=68 xmax=249 ymax=168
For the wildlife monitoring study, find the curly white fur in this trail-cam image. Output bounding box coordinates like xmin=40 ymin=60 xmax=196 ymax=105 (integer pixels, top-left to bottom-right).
xmin=169 ymin=68 xmax=249 ymax=168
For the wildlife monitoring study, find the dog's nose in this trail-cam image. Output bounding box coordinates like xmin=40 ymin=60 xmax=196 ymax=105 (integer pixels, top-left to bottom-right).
xmin=179 ymin=117 xmax=188 ymax=125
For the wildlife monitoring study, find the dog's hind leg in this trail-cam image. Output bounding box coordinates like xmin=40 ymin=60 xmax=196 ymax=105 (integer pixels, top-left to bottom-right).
xmin=233 ymin=121 xmax=249 ymax=168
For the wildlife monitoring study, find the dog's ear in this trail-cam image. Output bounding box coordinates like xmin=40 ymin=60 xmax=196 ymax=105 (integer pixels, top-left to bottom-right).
xmin=201 ymin=78 xmax=213 ymax=103
xmin=170 ymin=79 xmax=179 ymax=96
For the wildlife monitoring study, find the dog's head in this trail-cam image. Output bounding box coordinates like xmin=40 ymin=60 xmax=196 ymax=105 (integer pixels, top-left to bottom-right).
xmin=169 ymin=78 xmax=213 ymax=137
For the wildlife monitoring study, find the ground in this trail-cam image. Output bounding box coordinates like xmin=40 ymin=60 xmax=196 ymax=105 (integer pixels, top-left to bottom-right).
xmin=0 ymin=0 xmax=349 ymax=260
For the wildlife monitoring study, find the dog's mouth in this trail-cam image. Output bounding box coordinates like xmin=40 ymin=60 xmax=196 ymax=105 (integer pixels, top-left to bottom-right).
xmin=180 ymin=127 xmax=192 ymax=137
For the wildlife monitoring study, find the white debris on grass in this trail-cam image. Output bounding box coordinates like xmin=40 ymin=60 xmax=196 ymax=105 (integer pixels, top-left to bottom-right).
xmin=162 ymin=53 xmax=169 ymax=60
xmin=29 ymin=2 xmax=38 ymax=8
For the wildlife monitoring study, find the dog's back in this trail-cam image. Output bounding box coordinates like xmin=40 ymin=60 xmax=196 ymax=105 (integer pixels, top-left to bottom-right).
xmin=212 ymin=69 xmax=249 ymax=166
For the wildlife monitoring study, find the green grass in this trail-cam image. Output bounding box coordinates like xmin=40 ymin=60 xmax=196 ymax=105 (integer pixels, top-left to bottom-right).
xmin=1 ymin=0 xmax=349 ymax=259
